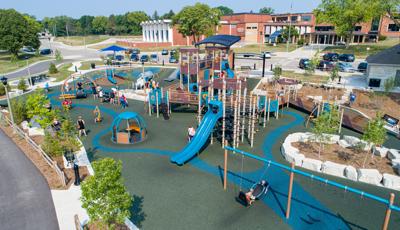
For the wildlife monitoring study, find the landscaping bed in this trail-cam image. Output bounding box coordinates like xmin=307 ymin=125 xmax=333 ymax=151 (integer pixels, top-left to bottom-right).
xmin=298 ymin=84 xmax=345 ymax=101
xmin=292 ymin=141 xmax=395 ymax=175
xmin=351 ymin=89 xmax=400 ymax=119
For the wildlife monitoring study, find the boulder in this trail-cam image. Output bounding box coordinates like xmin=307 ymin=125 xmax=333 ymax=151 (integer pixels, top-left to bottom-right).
xmin=374 ymin=146 xmax=389 ymax=158
xmin=21 ymin=121 xmax=29 ymax=130
xmin=28 ymin=127 xmax=44 ymax=136
xmin=344 ymin=166 xmax=358 ymax=181
xmin=357 ymin=169 xmax=383 ymax=186
xmin=343 ymin=135 xmax=360 ymax=146
xmin=382 ymin=174 xmax=400 ymax=190
xmin=301 ymin=158 xmax=323 ymax=172
xmin=321 ymin=161 xmax=346 ymax=178
xmin=338 ymin=139 xmax=352 ymax=148
xmin=322 ymin=134 xmax=340 ymax=144
xmin=388 ymin=149 xmax=400 ymax=160
xmin=391 ymin=158 xmax=400 ymax=170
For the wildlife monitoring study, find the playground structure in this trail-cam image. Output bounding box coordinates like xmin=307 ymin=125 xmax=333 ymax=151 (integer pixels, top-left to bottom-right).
xmin=111 ymin=112 xmax=147 ymax=144
xmin=59 ymin=73 xmax=97 ymax=100
xmin=223 ymin=145 xmax=400 ymax=230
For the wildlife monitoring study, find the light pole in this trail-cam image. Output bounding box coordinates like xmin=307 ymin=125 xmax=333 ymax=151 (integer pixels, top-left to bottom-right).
xmin=1 ymin=77 xmax=15 ymax=132
xmin=286 ymin=1 xmax=293 ymax=53
xmin=26 ymin=60 xmax=32 ymax=88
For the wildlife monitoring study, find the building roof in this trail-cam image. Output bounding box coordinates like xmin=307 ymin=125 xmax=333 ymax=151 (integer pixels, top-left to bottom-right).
xmin=195 ymin=35 xmax=241 ymax=47
xmin=366 ymin=44 xmax=400 ymax=65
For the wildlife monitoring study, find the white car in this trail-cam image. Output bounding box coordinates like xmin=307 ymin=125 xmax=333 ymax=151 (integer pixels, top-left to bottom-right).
xmin=262 ymin=51 xmax=272 ymax=59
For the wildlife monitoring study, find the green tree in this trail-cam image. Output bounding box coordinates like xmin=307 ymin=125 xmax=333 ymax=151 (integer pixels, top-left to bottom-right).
xmin=152 ymin=10 xmax=159 ymax=20
xmin=161 ymin=10 xmax=175 ymax=19
xmin=92 ymin=16 xmax=108 ymax=34
xmin=79 ymin=15 xmax=95 ymax=35
xmin=26 ymin=89 xmax=56 ymax=128
xmin=330 ymin=65 xmax=340 ymax=82
xmin=315 ymin=0 xmax=377 ymax=48
xmin=125 ymin=11 xmax=150 ymax=35
xmin=173 ymin=3 xmax=221 ymax=43
xmin=17 ymin=79 xmax=28 ymax=91
xmin=272 ymin=66 xmax=282 ymax=83
xmin=280 ymin=25 xmax=300 ymax=43
xmin=361 ymin=114 xmax=387 ymax=167
xmin=215 ymin=6 xmax=234 ymax=15
xmin=0 ymin=9 xmax=40 ymax=58
xmin=259 ymin=7 xmax=275 ymax=14
xmin=81 ymin=158 xmax=133 ymax=229
xmin=305 ymin=54 xmax=320 ymax=76
xmin=55 ymin=49 xmax=63 ymax=61
xmin=10 ymin=97 xmax=27 ymax=124
xmin=49 ymin=63 xmax=58 ymax=74
xmin=0 ymin=83 xmax=11 ymax=96
xmin=373 ymin=0 xmax=400 ymax=27
xmin=312 ymin=105 xmax=340 ymax=158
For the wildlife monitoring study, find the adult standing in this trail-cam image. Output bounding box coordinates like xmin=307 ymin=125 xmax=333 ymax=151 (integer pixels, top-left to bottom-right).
xmin=77 ymin=116 xmax=87 ymax=137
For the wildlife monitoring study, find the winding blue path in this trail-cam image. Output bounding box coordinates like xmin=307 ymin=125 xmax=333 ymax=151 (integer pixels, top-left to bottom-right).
xmin=50 ymin=93 xmax=348 ymax=230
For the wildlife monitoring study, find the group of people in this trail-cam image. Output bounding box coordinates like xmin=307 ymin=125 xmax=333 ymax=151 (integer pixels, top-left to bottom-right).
xmin=92 ymin=86 xmax=129 ymax=109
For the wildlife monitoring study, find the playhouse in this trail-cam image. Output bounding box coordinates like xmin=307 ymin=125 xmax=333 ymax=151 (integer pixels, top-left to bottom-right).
xmin=111 ymin=112 xmax=147 ymax=144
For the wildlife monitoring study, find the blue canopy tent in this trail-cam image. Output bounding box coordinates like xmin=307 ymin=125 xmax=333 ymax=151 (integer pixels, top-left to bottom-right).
xmin=99 ymin=45 xmax=127 ymax=59
xmin=268 ymin=30 xmax=282 ymax=43
xmin=111 ymin=112 xmax=147 ymax=144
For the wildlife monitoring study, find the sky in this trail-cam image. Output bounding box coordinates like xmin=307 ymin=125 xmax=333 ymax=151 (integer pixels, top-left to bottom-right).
xmin=0 ymin=0 xmax=321 ymax=19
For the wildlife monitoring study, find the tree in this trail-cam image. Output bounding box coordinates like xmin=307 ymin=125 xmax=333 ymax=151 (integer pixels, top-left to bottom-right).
xmin=55 ymin=49 xmax=63 ymax=61
xmin=81 ymin=158 xmax=132 ymax=228
xmin=79 ymin=15 xmax=95 ymax=35
xmin=361 ymin=114 xmax=386 ymax=167
xmin=272 ymin=66 xmax=282 ymax=83
xmin=330 ymin=65 xmax=340 ymax=82
xmin=0 ymin=9 xmax=40 ymax=58
xmin=49 ymin=63 xmax=58 ymax=74
xmin=25 ymin=89 xmax=56 ymax=128
xmin=280 ymin=25 xmax=299 ymax=43
xmin=125 ymin=11 xmax=150 ymax=35
xmin=17 ymin=79 xmax=28 ymax=91
xmin=173 ymin=3 xmax=221 ymax=43
xmin=0 ymin=82 xmax=11 ymax=96
xmin=314 ymin=0 xmax=377 ymax=48
xmin=312 ymin=105 xmax=340 ymax=158
xmin=152 ymin=10 xmax=159 ymax=20
xmin=259 ymin=7 xmax=275 ymax=14
xmin=384 ymin=77 xmax=396 ymax=95
xmin=373 ymin=0 xmax=400 ymax=27
xmin=161 ymin=10 xmax=175 ymax=20
xmin=215 ymin=6 xmax=234 ymax=15
xmin=92 ymin=16 xmax=108 ymax=34
xmin=10 ymin=97 xmax=27 ymax=124
xmin=305 ymin=54 xmax=320 ymax=76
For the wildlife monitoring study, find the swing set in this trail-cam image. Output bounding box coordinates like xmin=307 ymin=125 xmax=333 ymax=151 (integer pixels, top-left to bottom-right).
xmin=223 ymin=145 xmax=400 ymax=230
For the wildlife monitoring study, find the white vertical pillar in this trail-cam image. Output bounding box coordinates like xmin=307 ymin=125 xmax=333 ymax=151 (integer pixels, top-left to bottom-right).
xmin=142 ymin=24 xmax=146 ymax=41
xmin=163 ymin=24 xmax=167 ymax=42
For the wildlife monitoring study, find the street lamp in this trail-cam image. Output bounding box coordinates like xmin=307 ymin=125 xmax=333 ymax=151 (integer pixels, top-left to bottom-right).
xmin=0 ymin=76 xmax=15 ymax=132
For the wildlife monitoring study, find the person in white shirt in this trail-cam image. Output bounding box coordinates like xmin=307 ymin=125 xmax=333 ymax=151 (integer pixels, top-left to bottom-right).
xmin=188 ymin=126 xmax=196 ymax=142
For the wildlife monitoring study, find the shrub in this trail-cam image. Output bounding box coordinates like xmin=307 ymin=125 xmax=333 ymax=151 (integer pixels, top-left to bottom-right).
xmin=0 ymin=83 xmax=11 ymax=96
xmin=49 ymin=63 xmax=58 ymax=74
xmin=55 ymin=49 xmax=63 ymax=61
xmin=378 ymin=35 xmax=387 ymax=41
xmin=17 ymin=79 xmax=28 ymax=91
xmin=10 ymin=98 xmax=27 ymax=124
xmin=297 ymin=38 xmax=305 ymax=46
xmin=42 ymin=132 xmax=64 ymax=157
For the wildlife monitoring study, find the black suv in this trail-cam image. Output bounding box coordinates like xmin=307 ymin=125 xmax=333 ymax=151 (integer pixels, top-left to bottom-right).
xmin=338 ymin=54 xmax=355 ymax=62
xmin=323 ymin=52 xmax=339 ymax=62
xmin=299 ymin=58 xmax=310 ymax=69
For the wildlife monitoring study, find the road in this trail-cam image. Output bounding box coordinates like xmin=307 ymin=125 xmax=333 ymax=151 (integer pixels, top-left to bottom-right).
xmin=4 ymin=59 xmax=72 ymax=80
xmin=0 ymin=130 xmax=59 ymax=230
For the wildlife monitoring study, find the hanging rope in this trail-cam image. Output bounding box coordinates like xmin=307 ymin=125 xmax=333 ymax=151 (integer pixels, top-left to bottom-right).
xmin=239 ymin=154 xmax=245 ymax=191
xmin=258 ymin=160 xmax=271 ymax=181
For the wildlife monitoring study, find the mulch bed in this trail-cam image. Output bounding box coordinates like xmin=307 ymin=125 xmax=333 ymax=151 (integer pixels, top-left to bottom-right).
xmin=292 ymin=141 xmax=396 ymax=175
xmin=297 ymin=84 xmax=345 ymax=101
xmin=351 ymin=89 xmax=400 ymax=119
xmin=86 ymin=222 xmax=129 ymax=230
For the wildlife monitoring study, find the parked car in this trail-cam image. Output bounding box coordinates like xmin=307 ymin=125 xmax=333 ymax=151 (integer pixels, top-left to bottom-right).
xmin=140 ymin=54 xmax=149 ymax=62
xmin=150 ymin=53 xmax=158 ymax=62
xmin=338 ymin=54 xmax=355 ymax=62
xmin=318 ymin=60 xmax=335 ymax=71
xmin=131 ymin=48 xmax=140 ymax=54
xmin=335 ymin=41 xmax=346 ymax=46
xmin=323 ymin=52 xmax=339 ymax=62
xmin=170 ymin=49 xmax=177 ymax=56
xmin=40 ymin=48 xmax=52 ymax=55
xmin=299 ymin=58 xmax=310 ymax=69
xmin=130 ymin=53 xmax=139 ymax=61
xmin=169 ymin=56 xmax=178 ymax=63
xmin=357 ymin=62 xmax=368 ymax=72
xmin=21 ymin=46 xmax=36 ymax=54
xmin=337 ymin=62 xmax=355 ymax=72
xmin=115 ymin=55 xmax=124 ymax=61
xmin=161 ymin=49 xmax=169 ymax=55
xmin=261 ymin=51 xmax=272 ymax=59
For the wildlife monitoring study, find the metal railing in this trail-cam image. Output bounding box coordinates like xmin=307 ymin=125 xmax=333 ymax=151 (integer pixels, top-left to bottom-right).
xmin=0 ymin=113 xmax=67 ymax=187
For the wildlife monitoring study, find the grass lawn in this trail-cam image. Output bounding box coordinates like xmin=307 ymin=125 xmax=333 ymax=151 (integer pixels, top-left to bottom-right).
xmin=281 ymin=70 xmax=329 ymax=84
xmin=233 ymin=43 xmax=298 ymax=53
xmin=54 ymin=35 xmax=141 ymax=46
xmin=79 ymin=61 xmax=106 ymax=70
xmin=0 ymin=52 xmax=51 ymax=74
xmin=48 ymin=63 xmax=74 ymax=82
xmin=323 ymin=38 xmax=399 ymax=58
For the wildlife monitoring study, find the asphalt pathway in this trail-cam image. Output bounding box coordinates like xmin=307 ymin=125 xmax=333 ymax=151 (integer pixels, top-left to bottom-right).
xmin=0 ymin=130 xmax=59 ymax=230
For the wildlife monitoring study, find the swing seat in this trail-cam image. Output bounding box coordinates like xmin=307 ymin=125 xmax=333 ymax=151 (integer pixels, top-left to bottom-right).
xmin=237 ymin=180 xmax=270 ymax=207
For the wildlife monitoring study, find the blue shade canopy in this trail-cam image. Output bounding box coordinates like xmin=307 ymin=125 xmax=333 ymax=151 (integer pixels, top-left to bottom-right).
xmin=269 ymin=30 xmax=282 ymax=42
xmin=195 ymin=35 xmax=241 ymax=47
xmin=100 ymin=45 xmax=127 ymax=52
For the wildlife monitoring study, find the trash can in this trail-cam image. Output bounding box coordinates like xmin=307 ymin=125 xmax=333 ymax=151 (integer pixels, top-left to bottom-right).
xmin=91 ymin=63 xmax=96 ymax=69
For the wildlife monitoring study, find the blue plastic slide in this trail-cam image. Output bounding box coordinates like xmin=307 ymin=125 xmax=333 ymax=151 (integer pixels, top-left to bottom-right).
xmin=171 ymin=100 xmax=223 ymax=165
xmin=221 ymin=60 xmax=235 ymax=78
xmin=106 ymin=69 xmax=117 ymax=84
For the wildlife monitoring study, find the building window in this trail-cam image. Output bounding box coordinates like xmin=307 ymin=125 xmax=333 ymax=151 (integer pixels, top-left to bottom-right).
xmin=388 ymin=24 xmax=400 ymax=32
xmin=252 ymin=26 xmax=257 ymax=29
xmin=371 ymin=18 xmax=380 ymax=31
xmin=302 ymin=15 xmax=311 ymax=22
xmin=368 ymin=78 xmax=381 ymax=87
xmin=354 ymin=26 xmax=362 ymax=32
xmin=246 ymin=26 xmax=252 ymax=29
xmin=291 ymin=16 xmax=298 ymax=22
xmin=315 ymin=26 xmax=335 ymax=31
xmin=165 ymin=30 xmax=169 ymax=41
xmin=276 ymin=17 xmax=288 ymax=22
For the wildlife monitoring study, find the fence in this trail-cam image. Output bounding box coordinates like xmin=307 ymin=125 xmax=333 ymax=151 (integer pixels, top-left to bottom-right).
xmin=0 ymin=113 xmax=67 ymax=187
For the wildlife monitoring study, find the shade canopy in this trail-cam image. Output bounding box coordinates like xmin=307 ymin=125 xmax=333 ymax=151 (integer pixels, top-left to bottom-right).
xmin=100 ymin=45 xmax=127 ymax=52
xmin=195 ymin=35 xmax=241 ymax=48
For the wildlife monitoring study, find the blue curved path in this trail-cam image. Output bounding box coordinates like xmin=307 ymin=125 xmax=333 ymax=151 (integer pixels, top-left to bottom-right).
xmin=50 ymin=93 xmax=348 ymax=230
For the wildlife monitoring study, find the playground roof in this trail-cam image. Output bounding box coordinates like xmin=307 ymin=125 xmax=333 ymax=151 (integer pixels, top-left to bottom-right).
xmin=100 ymin=45 xmax=127 ymax=52
xmin=118 ymin=111 xmax=140 ymax=120
xmin=195 ymin=35 xmax=241 ymax=48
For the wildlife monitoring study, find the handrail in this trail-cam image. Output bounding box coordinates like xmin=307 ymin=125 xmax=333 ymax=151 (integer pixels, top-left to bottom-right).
xmin=224 ymin=146 xmax=400 ymax=212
